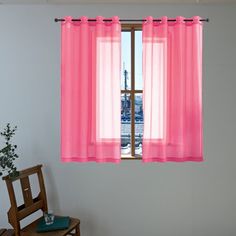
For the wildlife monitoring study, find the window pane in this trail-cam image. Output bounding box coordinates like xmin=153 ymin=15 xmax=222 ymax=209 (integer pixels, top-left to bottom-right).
xmin=121 ymin=32 xmax=131 ymax=90
xmin=135 ymin=31 xmax=143 ymax=90
xmin=121 ymin=93 xmax=131 ymax=156
xmin=135 ymin=94 xmax=143 ymax=156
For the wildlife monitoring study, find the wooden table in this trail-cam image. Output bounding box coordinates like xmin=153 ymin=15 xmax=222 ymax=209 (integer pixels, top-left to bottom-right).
xmin=0 ymin=229 xmax=14 ymax=236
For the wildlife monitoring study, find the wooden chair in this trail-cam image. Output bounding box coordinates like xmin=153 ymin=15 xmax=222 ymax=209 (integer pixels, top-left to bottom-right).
xmin=2 ymin=165 xmax=80 ymax=236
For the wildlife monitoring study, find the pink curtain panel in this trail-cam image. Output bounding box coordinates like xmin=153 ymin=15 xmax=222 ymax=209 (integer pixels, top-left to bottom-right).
xmin=142 ymin=16 xmax=203 ymax=162
xmin=61 ymin=16 xmax=121 ymax=163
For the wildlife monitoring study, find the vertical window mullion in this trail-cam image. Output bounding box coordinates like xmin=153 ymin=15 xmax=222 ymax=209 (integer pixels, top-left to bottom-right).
xmin=131 ymin=27 xmax=135 ymax=157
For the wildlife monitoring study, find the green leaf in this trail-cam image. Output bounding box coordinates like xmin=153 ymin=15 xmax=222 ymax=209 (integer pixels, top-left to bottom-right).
xmin=0 ymin=123 xmax=19 ymax=177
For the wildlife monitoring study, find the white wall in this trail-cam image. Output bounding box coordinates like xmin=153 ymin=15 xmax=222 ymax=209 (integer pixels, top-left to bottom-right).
xmin=0 ymin=3 xmax=236 ymax=236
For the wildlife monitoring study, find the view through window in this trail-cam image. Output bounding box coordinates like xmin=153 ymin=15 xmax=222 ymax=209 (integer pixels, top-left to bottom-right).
xmin=121 ymin=26 xmax=143 ymax=159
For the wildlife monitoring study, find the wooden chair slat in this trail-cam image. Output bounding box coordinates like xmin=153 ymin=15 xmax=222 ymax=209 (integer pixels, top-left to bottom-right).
xmin=20 ymin=176 xmax=33 ymax=207
xmin=17 ymin=199 xmax=44 ymax=220
xmin=2 ymin=165 xmax=43 ymax=182
xmin=36 ymin=168 xmax=48 ymax=212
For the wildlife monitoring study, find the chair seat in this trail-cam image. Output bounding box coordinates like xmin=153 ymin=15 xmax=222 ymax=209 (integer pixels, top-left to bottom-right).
xmin=20 ymin=217 xmax=80 ymax=236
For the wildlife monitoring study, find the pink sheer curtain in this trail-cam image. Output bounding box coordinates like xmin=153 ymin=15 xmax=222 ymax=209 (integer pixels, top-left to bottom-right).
xmin=61 ymin=16 xmax=121 ymax=163
xmin=142 ymin=16 xmax=203 ymax=162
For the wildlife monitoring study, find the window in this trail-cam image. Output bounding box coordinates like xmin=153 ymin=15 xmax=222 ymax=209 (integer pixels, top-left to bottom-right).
xmin=121 ymin=25 xmax=143 ymax=160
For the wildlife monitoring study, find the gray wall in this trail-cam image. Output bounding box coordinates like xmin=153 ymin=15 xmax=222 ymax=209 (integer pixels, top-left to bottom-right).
xmin=1 ymin=3 xmax=236 ymax=236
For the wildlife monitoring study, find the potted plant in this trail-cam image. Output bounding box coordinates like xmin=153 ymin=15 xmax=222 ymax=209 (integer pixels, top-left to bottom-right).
xmin=0 ymin=123 xmax=19 ymax=178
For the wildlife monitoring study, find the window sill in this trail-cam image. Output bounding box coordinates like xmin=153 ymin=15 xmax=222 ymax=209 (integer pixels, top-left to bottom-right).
xmin=121 ymin=155 xmax=142 ymax=160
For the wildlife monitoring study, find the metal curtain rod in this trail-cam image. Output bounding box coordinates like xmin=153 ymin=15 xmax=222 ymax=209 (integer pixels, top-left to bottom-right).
xmin=54 ymin=18 xmax=209 ymax=22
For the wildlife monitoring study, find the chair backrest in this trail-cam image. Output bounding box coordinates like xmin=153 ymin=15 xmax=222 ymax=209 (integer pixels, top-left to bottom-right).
xmin=2 ymin=165 xmax=48 ymax=235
